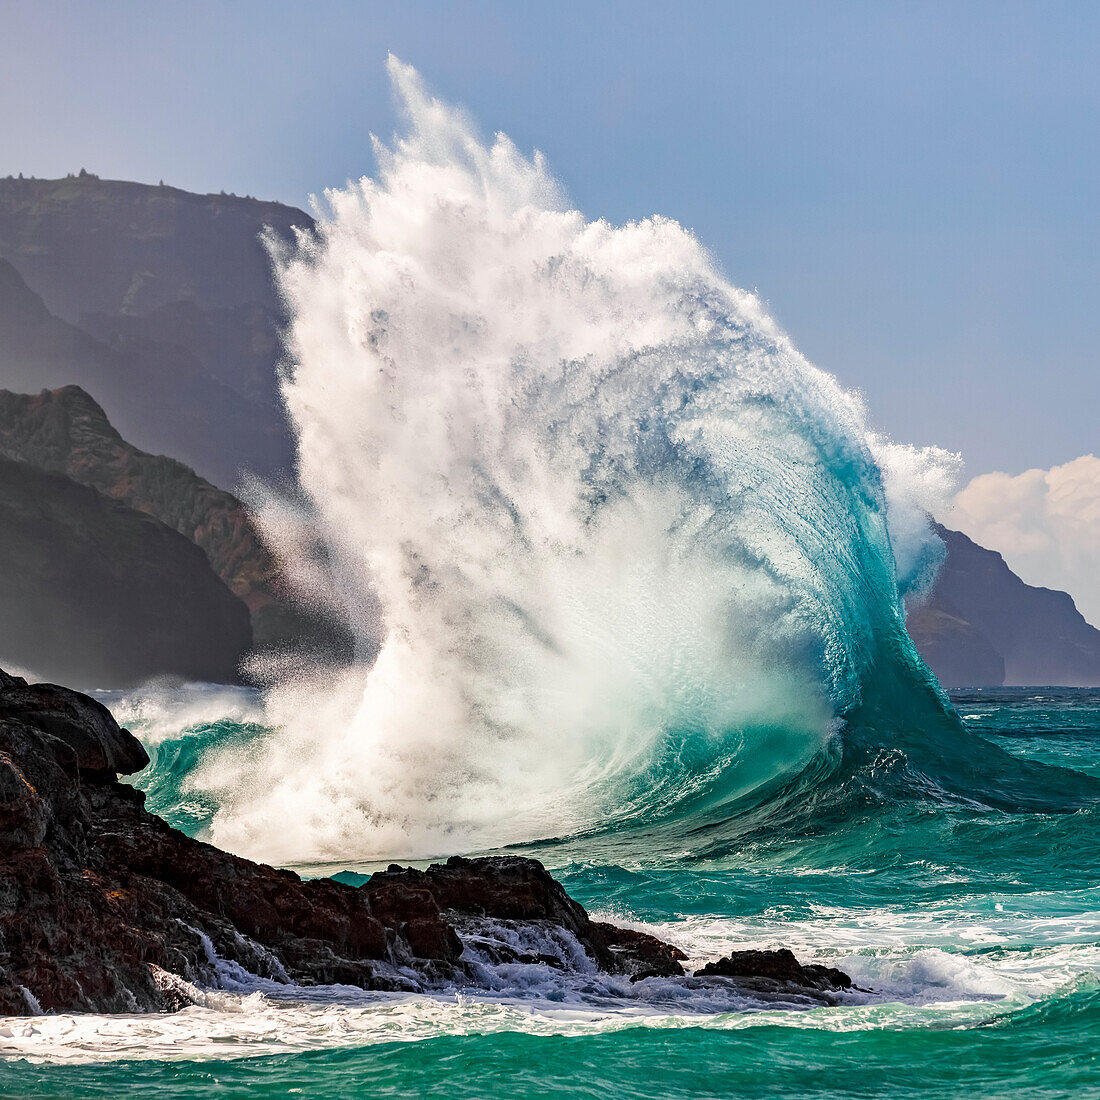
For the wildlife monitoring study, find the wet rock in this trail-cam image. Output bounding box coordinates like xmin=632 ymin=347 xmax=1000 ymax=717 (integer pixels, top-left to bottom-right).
xmin=0 ymin=669 xmax=149 ymax=775
xmin=591 ymin=921 xmax=689 ymax=981
xmin=0 ymin=667 xmax=687 ymax=1014
xmin=695 ymin=948 xmax=852 ymax=992
xmin=367 ymin=857 xmax=686 ymax=981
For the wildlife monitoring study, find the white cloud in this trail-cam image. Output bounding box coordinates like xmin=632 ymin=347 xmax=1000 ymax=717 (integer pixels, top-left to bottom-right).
xmin=948 ymin=454 xmax=1100 ymax=627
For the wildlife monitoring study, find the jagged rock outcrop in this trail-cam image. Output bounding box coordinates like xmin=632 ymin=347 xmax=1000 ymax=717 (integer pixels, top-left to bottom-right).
xmin=0 ymin=457 xmax=251 ymax=686
xmin=367 ymin=860 xmax=688 ymax=982
xmin=908 ymin=524 xmax=1100 ymax=686
xmin=695 ymin=949 xmax=852 ymax=994
xmin=0 ymin=385 xmax=349 ymax=659
xmin=0 ymin=674 xmax=150 ymax=776
xmin=0 ymin=667 xmax=847 ymax=1015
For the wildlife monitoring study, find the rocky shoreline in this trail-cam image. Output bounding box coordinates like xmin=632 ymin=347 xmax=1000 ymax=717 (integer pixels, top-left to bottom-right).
xmin=0 ymin=667 xmax=850 ymax=1015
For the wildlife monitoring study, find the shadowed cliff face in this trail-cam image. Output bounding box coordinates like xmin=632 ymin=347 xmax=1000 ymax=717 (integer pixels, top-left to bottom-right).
xmin=0 ymin=457 xmax=250 ymax=687
xmin=907 ymin=524 xmax=1100 ymax=687
xmin=0 ymin=385 xmax=351 ymax=661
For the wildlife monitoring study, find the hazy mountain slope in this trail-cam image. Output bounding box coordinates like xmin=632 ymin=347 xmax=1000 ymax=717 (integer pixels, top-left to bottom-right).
xmin=79 ymin=298 xmax=283 ymax=412
xmin=0 ymin=260 xmax=290 ymax=486
xmin=0 ymin=174 xmax=309 ymax=321
xmin=0 ymin=175 xmax=309 ymax=484
xmin=907 ymin=524 xmax=1100 ymax=687
xmin=0 ymin=385 xmax=349 ymax=659
xmin=906 ymin=601 xmax=1005 ymax=687
xmin=0 ymin=456 xmax=250 ymax=687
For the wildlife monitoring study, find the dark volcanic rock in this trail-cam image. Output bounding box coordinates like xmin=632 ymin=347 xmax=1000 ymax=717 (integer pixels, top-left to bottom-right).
xmin=0 ymin=669 xmax=687 ymax=1014
xmin=591 ymin=921 xmax=689 ymax=980
xmin=369 ymin=858 xmax=687 ymax=982
xmin=0 ymin=671 xmax=148 ymax=776
xmin=695 ymin=948 xmax=852 ymax=993
xmin=0 ymin=385 xmax=351 ymax=660
xmin=0 ymin=456 xmax=251 ymax=686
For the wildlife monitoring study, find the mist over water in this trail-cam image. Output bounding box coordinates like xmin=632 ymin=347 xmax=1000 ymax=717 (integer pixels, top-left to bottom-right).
xmin=200 ymin=58 xmax=959 ymax=864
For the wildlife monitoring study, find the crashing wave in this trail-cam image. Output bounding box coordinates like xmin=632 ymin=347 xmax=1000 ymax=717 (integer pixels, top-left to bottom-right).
xmin=174 ymin=59 xmax=1078 ymax=866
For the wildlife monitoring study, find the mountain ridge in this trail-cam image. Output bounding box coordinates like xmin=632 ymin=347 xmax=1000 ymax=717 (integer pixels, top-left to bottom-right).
xmin=0 ymin=385 xmax=349 ymax=662
xmin=0 ymin=174 xmax=310 ymax=320
xmin=907 ymin=523 xmax=1100 ymax=687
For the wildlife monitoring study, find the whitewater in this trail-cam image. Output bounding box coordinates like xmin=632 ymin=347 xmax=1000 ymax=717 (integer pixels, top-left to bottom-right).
xmin=195 ymin=56 xmax=962 ymax=865
xmin=3 ymin=60 xmax=1099 ymax=1099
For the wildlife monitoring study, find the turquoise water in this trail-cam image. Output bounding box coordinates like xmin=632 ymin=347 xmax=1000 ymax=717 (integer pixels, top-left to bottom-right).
xmin=6 ymin=996 xmax=1100 ymax=1099
xmin=2 ymin=687 xmax=1098 ymax=1098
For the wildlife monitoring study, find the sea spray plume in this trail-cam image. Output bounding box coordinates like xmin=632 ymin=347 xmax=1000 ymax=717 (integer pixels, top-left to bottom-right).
xmin=869 ymin=437 xmax=962 ymax=598
xmin=204 ymin=58 xmax=946 ymax=863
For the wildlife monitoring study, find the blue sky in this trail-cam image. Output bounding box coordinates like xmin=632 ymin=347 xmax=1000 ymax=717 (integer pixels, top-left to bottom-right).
xmin=2 ymin=0 xmax=1097 ymax=476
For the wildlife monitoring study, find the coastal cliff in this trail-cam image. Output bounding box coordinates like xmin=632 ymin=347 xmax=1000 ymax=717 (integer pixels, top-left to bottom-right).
xmin=1 ymin=174 xmax=1094 ymax=688
xmin=907 ymin=523 xmax=1100 ymax=687
xmin=0 ymin=385 xmax=350 ymax=661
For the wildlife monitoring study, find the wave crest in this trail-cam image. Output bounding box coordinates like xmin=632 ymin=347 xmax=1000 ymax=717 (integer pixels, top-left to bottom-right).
xmin=202 ymin=59 xmax=951 ymax=863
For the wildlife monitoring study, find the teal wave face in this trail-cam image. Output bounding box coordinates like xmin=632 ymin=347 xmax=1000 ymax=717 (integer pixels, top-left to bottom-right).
xmin=116 ymin=678 xmax=1100 ymax=871
xmin=120 ymin=689 xmax=1100 ymax=936
xmin=119 ymin=690 xmax=1100 ymax=932
xmin=133 ymin=720 xmax=269 ymax=837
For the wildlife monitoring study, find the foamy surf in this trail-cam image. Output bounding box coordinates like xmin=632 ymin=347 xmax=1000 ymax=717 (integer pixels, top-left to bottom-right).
xmin=2 ymin=908 xmax=1092 ymax=1065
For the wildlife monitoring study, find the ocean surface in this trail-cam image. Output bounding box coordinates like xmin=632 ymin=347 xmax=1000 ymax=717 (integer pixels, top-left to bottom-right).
xmin=2 ymin=686 xmax=1098 ymax=1098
